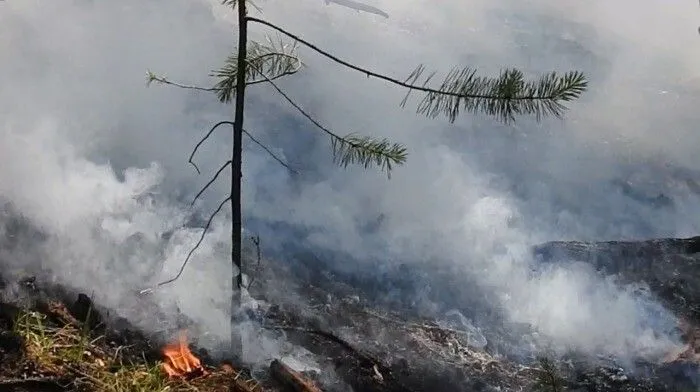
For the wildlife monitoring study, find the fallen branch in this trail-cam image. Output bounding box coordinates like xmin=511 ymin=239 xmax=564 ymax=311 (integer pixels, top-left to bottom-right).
xmin=0 ymin=377 xmax=70 ymax=391
xmin=263 ymin=325 xmax=377 ymax=367
xmin=263 ymin=324 xmax=418 ymax=392
xmin=219 ymin=363 xmax=267 ymax=392
xmin=231 ymin=378 xmax=266 ymax=392
xmin=270 ymin=359 xmax=323 ymax=392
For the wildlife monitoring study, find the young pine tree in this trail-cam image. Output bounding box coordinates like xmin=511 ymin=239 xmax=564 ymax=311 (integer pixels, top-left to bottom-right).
xmin=145 ymin=0 xmax=588 ymax=356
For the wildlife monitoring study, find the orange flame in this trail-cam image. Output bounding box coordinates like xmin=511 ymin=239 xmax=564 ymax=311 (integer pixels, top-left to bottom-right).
xmin=161 ymin=330 xmax=207 ymax=378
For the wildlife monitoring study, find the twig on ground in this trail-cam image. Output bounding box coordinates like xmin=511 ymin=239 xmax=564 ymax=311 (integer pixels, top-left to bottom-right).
xmin=359 ymin=308 xmax=473 ymax=337
xmin=262 ymin=324 xmax=377 ymax=366
xmin=0 ymin=377 xmax=69 ymax=387
xmin=270 ymin=359 xmax=323 ymax=392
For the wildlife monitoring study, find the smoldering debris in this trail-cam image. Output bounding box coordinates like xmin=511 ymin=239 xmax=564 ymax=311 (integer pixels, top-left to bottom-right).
xmin=0 ymin=209 xmax=699 ymax=391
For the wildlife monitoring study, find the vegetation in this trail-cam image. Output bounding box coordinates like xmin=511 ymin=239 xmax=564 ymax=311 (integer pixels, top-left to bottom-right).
xmin=144 ymin=0 xmax=589 ymax=353
xmin=533 ymin=356 xmax=567 ymax=392
xmin=10 ymin=306 xmax=256 ymax=392
xmin=13 ymin=308 xmax=171 ymax=392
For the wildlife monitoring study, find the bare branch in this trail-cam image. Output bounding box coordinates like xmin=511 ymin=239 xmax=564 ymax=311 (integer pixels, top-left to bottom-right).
xmin=262 ymin=325 xmax=379 ymax=366
xmin=246 ymin=17 xmax=587 ymax=122
xmin=244 ymin=58 xmax=406 ymax=176
xmin=190 ymin=119 xmax=296 ymax=175
xmin=242 ymin=129 xmax=297 ymax=174
xmin=245 ymin=17 xmax=572 ymax=102
xmin=190 ymin=133 xmax=293 ymax=208
xmin=245 ymin=235 xmax=262 ymax=289
xmin=139 ymin=196 xmax=231 ymax=294
xmin=147 ymin=68 xmax=281 ymax=91
xmin=147 ymin=44 xmax=302 ymax=104
xmin=189 ymin=121 xmax=234 ymax=174
xmin=253 ymin=235 xmax=261 ymax=263
xmin=146 ymin=70 xmax=217 ymax=92
xmin=191 ymin=160 xmax=232 ymax=206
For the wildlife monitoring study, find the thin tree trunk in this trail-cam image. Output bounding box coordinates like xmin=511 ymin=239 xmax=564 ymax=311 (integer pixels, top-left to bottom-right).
xmin=231 ymin=0 xmax=247 ymax=356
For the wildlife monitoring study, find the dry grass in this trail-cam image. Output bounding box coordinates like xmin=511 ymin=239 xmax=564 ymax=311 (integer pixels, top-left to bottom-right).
xmin=11 ymin=308 xmax=206 ymax=392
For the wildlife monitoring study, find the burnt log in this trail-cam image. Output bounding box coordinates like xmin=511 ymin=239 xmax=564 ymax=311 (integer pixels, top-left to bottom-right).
xmin=270 ymin=359 xmax=323 ymax=392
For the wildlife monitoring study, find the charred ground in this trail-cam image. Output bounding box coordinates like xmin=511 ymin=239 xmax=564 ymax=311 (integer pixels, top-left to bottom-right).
xmin=0 ymin=206 xmax=698 ymax=391
xmin=0 ymin=234 xmax=699 ymax=392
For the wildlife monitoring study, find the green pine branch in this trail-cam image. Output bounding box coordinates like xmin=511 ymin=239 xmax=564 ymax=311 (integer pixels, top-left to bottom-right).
xmin=145 ymin=38 xmax=301 ymax=98
xmin=332 ymin=134 xmax=407 ymax=177
xmin=402 ymin=65 xmax=587 ymax=123
xmin=146 ymin=51 xmax=406 ymax=177
xmin=242 ymin=58 xmax=407 ymax=177
xmin=212 ymin=36 xmax=302 ymax=103
xmin=246 ymin=17 xmax=588 ymax=124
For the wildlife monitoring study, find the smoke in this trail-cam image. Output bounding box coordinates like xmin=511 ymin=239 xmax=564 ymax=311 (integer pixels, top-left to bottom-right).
xmin=1 ymin=0 xmax=699 ymax=368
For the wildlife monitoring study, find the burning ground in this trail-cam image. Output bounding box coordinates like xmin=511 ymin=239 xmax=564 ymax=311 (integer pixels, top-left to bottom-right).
xmin=0 ymin=224 xmax=699 ymax=391
xmin=0 ymin=272 xmax=325 ymax=392
xmin=0 ymin=299 xmax=264 ymax=392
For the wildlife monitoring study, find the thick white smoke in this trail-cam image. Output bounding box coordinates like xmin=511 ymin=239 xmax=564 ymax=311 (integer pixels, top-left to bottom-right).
xmin=1 ymin=0 xmax=699 ymax=366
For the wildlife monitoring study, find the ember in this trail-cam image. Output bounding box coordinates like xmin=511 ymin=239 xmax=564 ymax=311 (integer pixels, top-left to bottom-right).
xmin=161 ymin=330 xmax=208 ymax=379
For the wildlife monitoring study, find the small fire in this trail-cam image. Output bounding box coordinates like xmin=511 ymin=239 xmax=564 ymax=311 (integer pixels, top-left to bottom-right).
xmin=161 ymin=330 xmax=207 ymax=378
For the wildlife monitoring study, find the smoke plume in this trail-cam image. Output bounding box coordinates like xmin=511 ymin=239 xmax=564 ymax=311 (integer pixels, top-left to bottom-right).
xmin=1 ymin=0 xmax=699 ymax=367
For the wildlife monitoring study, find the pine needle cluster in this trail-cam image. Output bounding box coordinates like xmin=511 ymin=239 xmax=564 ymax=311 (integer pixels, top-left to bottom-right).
xmin=331 ymin=134 xmax=407 ymax=178
xmin=403 ymin=65 xmax=587 ymax=123
xmin=212 ymin=37 xmax=302 ymax=103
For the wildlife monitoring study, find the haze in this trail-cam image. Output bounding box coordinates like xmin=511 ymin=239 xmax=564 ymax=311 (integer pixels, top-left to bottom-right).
xmin=0 ymin=0 xmax=699 ymax=365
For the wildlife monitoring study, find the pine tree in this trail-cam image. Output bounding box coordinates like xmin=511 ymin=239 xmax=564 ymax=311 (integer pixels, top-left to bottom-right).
xmin=144 ymin=0 xmax=588 ymax=356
